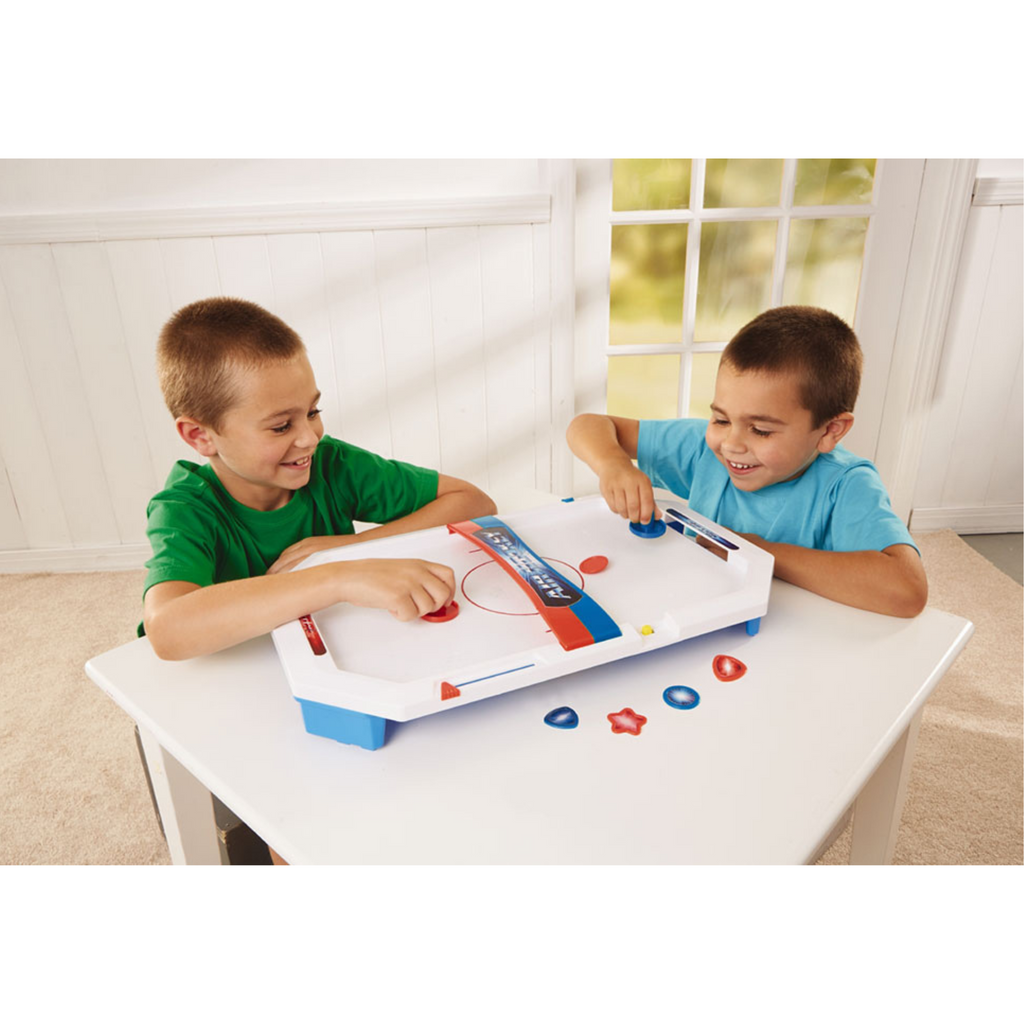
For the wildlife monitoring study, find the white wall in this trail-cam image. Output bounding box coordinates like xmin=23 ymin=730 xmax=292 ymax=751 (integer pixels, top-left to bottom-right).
xmin=1 ymin=158 xmax=1019 ymax=572
xmin=0 ymin=159 xmax=570 ymax=571
xmin=911 ymin=163 xmax=1023 ymax=533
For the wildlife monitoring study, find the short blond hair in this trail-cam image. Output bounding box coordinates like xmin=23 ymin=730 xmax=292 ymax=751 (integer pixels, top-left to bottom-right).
xmin=157 ymin=297 xmax=305 ymax=429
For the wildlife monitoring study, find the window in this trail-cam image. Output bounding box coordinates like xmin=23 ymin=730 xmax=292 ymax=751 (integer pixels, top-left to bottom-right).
xmin=607 ymin=159 xmax=876 ymax=420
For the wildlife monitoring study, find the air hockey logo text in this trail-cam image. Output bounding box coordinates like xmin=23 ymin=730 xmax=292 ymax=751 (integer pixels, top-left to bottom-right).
xmin=478 ymin=528 xmax=581 ymax=608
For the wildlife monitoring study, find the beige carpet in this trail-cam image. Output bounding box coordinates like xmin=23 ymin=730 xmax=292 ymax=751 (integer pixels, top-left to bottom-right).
xmin=1 ymin=530 xmax=1020 ymax=866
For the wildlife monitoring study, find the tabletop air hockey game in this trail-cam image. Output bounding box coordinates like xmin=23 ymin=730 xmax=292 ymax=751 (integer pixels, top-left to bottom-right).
xmin=271 ymin=496 xmax=774 ymax=749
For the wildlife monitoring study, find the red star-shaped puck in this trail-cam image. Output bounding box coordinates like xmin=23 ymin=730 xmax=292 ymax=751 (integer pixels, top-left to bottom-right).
xmin=607 ymin=707 xmax=647 ymax=735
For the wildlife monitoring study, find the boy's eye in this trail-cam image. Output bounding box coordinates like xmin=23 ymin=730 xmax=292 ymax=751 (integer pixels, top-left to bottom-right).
xmin=751 ymin=426 xmax=772 ymax=437
xmin=271 ymin=409 xmax=320 ymax=434
xmin=713 ymin=418 xmax=728 ymax=426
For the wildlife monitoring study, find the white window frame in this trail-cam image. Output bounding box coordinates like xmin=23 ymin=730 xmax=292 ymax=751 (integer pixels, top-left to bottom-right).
xmin=567 ymin=158 xmax=976 ymax=520
xmin=606 ymin=158 xmax=879 ymax=417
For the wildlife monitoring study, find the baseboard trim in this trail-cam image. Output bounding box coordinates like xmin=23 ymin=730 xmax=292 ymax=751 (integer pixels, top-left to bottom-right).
xmin=0 ymin=544 xmax=149 ymax=574
xmin=910 ymin=504 xmax=1024 ymax=534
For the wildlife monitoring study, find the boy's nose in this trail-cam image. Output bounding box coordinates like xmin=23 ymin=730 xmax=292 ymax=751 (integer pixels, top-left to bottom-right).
xmin=722 ymin=428 xmax=747 ymax=453
xmin=296 ymin=421 xmax=319 ymax=448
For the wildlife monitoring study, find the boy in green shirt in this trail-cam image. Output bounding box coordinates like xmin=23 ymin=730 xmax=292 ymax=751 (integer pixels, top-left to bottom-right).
xmin=143 ymin=297 xmax=496 ymax=660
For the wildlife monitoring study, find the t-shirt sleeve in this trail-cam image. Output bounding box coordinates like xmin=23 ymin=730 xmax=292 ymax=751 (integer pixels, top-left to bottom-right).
xmin=334 ymin=442 xmax=440 ymax=524
xmin=142 ymin=496 xmax=220 ymax=596
xmin=826 ymin=465 xmax=919 ymax=554
xmin=636 ymin=419 xmax=707 ymax=499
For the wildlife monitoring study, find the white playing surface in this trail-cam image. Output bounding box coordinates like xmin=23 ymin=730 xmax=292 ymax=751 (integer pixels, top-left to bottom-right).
xmin=272 ymin=496 xmax=774 ymax=721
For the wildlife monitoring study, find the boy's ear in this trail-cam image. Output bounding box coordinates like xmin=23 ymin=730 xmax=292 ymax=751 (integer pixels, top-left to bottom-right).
xmin=817 ymin=412 xmax=854 ymax=453
xmin=175 ymin=416 xmax=219 ymax=457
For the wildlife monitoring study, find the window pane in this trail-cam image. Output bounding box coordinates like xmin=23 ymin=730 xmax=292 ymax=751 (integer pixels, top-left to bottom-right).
xmin=612 ymin=159 xmax=691 ymax=211
xmin=688 ymin=351 xmax=723 ymax=418
xmin=607 ymin=354 xmax=680 ymax=420
xmin=610 ymin=224 xmax=687 ymax=345
xmin=704 ymin=159 xmax=783 ymax=208
xmin=695 ymin=220 xmax=776 ymax=343
xmin=793 ymin=159 xmax=876 ymax=206
xmin=783 ymin=218 xmax=869 ymax=326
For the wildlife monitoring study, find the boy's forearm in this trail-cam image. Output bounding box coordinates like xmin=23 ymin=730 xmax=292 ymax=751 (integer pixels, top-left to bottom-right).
xmin=352 ymin=485 xmax=496 ymax=544
xmin=566 ymin=414 xmax=634 ymax=472
xmin=742 ymin=537 xmax=928 ymax=618
xmin=146 ymin=565 xmax=343 ymax=660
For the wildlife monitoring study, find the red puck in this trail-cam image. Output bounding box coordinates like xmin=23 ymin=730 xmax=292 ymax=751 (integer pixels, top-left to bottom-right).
xmin=422 ymin=600 xmax=460 ymax=623
xmin=580 ymin=555 xmax=609 ymax=574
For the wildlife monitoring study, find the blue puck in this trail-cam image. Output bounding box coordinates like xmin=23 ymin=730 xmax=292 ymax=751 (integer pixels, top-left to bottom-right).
xmin=544 ymin=706 xmax=579 ymax=729
xmin=663 ymin=685 xmax=700 ymax=710
xmin=629 ymin=517 xmax=666 ymax=539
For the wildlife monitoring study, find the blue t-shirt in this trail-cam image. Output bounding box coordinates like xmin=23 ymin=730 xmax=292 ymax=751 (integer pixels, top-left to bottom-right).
xmin=637 ymin=418 xmax=917 ymax=553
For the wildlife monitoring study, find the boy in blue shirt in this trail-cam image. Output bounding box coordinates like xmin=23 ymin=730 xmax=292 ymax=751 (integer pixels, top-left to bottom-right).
xmin=143 ymin=297 xmax=496 ymax=661
xmin=567 ymin=306 xmax=927 ymax=617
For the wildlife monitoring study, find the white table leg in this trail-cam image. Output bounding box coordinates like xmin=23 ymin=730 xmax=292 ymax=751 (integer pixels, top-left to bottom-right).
xmin=137 ymin=726 xmax=221 ymax=865
xmin=849 ymin=708 xmax=924 ymax=865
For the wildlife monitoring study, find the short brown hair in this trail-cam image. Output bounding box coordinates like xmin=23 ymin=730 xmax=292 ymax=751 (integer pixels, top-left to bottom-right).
xmin=157 ymin=297 xmax=305 ymax=429
xmin=721 ymin=306 xmax=862 ymax=427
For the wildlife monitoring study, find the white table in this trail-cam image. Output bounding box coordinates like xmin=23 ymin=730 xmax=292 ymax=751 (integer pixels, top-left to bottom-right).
xmin=85 ymin=572 xmax=972 ymax=865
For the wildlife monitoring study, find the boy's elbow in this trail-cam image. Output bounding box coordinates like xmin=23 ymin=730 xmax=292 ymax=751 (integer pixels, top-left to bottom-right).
xmin=464 ymin=482 xmax=496 ymax=518
xmin=890 ymin=573 xmax=928 ymax=618
xmin=144 ymin=615 xmax=190 ymax=661
xmin=898 ymin=581 xmax=928 ymax=618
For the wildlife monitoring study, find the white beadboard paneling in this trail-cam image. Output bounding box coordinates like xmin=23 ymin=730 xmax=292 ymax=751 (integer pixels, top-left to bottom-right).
xmin=159 ymin=237 xmax=222 ymax=309
xmin=0 ymin=245 xmax=119 ymax=546
xmin=213 ymin=235 xmax=277 ymax=309
xmin=0 ymin=188 xmax=563 ymax=569
xmin=105 ymin=239 xmax=192 ymax=486
xmin=986 ymin=345 xmax=1023 ymax=507
xmin=532 ymin=222 xmax=553 ymax=492
xmin=425 ymin=227 xmax=488 ymax=485
xmin=984 ymin=211 xmax=1024 ymax=507
xmin=0 ymin=452 xmax=27 ymax=550
xmin=480 ymin=225 xmax=536 ymax=493
xmin=914 ymin=207 xmax=1001 ymax=509
xmin=266 ymin=234 xmax=339 ymax=429
xmin=374 ymin=230 xmax=442 ymax=470
xmin=0 ymin=273 xmax=69 ymax=548
xmin=320 ymin=231 xmax=392 ymax=457
xmin=52 ymin=242 xmax=157 ymax=544
xmin=942 ymin=205 xmax=1024 ymax=509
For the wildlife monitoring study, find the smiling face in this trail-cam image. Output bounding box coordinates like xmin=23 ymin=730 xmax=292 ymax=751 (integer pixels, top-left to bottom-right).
xmin=705 ymin=361 xmax=853 ymax=492
xmin=179 ymin=352 xmax=324 ymax=510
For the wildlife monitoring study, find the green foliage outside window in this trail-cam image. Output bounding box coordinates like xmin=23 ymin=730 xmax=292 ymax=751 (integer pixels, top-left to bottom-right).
xmin=607 ymin=158 xmax=875 ymax=422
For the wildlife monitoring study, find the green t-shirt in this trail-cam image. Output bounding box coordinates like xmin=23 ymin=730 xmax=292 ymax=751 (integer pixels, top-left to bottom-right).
xmin=141 ymin=435 xmax=439 ymax=628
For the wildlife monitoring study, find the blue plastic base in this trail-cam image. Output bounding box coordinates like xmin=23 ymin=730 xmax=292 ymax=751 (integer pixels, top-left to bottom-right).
xmin=296 ymin=698 xmax=388 ymax=750
xmin=745 ymin=617 xmax=761 ymax=636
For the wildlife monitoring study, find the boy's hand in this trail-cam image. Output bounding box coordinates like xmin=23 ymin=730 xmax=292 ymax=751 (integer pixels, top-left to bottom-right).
xmin=336 ymin=558 xmax=457 ymax=621
xmin=267 ymin=534 xmax=361 ymax=575
xmin=566 ymin=413 xmax=660 ymax=524
xmin=599 ymin=462 xmax=662 ymax=525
